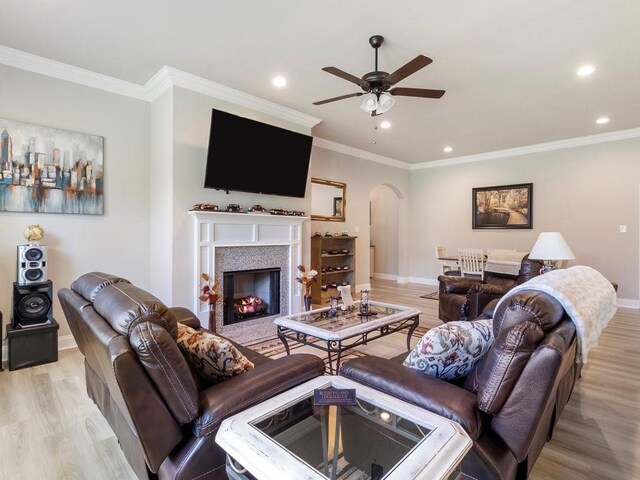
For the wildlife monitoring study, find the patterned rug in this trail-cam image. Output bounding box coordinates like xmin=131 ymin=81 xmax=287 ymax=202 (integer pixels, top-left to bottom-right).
xmin=244 ymin=325 xmax=430 ymax=372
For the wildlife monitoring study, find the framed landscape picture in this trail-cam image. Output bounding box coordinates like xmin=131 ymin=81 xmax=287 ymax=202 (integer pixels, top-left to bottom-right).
xmin=472 ymin=183 xmax=532 ymax=229
xmin=0 ymin=118 xmax=104 ymax=214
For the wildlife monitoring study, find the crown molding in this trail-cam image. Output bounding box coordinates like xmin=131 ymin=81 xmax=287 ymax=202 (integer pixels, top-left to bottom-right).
xmin=313 ymin=137 xmax=410 ymax=169
xmin=412 ymin=127 xmax=640 ymax=170
xmin=143 ymin=65 xmax=175 ymax=101
xmin=148 ymin=66 xmax=322 ymax=129
xmin=0 ymin=46 xmax=322 ymax=130
xmin=0 ymin=44 xmax=148 ymax=100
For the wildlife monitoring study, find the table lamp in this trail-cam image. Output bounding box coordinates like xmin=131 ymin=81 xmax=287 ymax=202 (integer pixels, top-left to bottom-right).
xmin=529 ymin=232 xmax=575 ymax=274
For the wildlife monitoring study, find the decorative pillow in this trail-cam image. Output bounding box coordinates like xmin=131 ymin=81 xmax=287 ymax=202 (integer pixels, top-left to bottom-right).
xmin=176 ymin=323 xmax=254 ymax=383
xmin=403 ymin=319 xmax=494 ymax=380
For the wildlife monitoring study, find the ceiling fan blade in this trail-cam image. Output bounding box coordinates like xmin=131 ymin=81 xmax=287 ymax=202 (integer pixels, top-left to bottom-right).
xmin=385 ymin=55 xmax=433 ymax=85
xmin=322 ymin=67 xmax=370 ymax=88
xmin=389 ymin=87 xmax=446 ymax=99
xmin=313 ymin=92 xmax=364 ymax=105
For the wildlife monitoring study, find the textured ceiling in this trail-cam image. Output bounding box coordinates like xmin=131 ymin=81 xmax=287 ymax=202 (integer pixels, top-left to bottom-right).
xmin=1 ymin=0 xmax=639 ymax=164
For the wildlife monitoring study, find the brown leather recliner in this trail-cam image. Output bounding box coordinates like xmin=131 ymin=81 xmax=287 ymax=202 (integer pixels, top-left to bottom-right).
xmin=58 ymin=272 xmax=325 ymax=480
xmin=438 ymin=254 xmax=544 ymax=322
xmin=340 ymin=289 xmax=580 ymax=480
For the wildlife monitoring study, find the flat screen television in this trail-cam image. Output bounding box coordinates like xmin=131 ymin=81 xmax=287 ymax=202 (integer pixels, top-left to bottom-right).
xmin=204 ymin=109 xmax=313 ymax=198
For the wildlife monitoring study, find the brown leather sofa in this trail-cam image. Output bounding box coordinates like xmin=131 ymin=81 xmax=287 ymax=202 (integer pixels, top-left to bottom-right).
xmin=438 ymin=254 xmax=544 ymax=322
xmin=58 ymin=272 xmax=325 ymax=480
xmin=340 ymin=288 xmax=580 ymax=480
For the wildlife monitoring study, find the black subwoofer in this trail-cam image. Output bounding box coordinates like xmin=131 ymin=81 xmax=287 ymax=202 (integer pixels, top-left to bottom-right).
xmin=12 ymin=280 xmax=53 ymax=328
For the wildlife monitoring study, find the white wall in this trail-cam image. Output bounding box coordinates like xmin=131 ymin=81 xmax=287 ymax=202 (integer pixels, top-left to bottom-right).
xmin=0 ymin=65 xmax=151 ymax=338
xmin=410 ymin=137 xmax=640 ymax=300
xmin=149 ymin=88 xmax=174 ymax=302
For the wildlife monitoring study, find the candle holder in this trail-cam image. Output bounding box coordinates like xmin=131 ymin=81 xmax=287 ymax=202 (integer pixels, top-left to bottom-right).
xmin=328 ymin=296 xmax=339 ymax=318
xmin=359 ymin=290 xmax=371 ymax=316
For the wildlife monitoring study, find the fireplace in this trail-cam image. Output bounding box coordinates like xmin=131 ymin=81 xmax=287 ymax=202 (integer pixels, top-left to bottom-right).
xmin=223 ymin=267 xmax=281 ymax=325
xmin=190 ymin=210 xmax=306 ymax=342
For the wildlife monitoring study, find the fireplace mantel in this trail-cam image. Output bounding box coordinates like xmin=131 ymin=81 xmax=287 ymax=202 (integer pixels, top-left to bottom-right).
xmin=189 ymin=210 xmax=309 ymax=330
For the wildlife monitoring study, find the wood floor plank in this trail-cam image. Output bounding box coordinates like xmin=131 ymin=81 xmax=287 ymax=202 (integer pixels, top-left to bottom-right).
xmin=0 ymin=278 xmax=637 ymax=479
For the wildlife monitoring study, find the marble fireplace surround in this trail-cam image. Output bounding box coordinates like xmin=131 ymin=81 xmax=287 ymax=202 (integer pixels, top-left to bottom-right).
xmin=190 ymin=210 xmax=308 ymax=342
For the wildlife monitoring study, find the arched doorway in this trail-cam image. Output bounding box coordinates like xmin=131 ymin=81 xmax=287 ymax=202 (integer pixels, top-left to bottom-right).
xmin=369 ymin=184 xmax=403 ymax=281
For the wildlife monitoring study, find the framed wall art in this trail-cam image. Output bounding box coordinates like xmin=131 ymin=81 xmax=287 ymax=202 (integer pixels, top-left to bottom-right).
xmin=472 ymin=183 xmax=532 ymax=229
xmin=0 ymin=118 xmax=104 ymax=214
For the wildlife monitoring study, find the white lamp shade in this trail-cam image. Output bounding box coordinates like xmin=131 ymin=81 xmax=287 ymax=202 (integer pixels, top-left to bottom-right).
xmin=529 ymin=232 xmax=575 ymax=261
xmin=376 ymin=94 xmax=395 ymax=114
xmin=359 ymin=94 xmax=378 ymax=112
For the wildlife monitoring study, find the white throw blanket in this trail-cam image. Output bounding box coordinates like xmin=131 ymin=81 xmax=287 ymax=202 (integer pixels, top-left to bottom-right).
xmin=493 ymin=266 xmax=617 ymax=363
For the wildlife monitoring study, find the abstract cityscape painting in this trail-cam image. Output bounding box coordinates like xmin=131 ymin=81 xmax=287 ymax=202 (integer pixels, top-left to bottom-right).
xmin=0 ymin=118 xmax=104 ymax=214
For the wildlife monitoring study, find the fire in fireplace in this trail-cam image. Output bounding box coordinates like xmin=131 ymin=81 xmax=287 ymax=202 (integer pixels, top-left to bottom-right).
xmin=234 ymin=295 xmax=267 ymax=316
xmin=223 ymin=267 xmax=281 ymax=325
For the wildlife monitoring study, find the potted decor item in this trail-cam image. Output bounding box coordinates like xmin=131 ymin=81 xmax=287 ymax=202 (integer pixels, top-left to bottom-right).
xmin=23 ymin=224 xmax=45 ymax=244
xmin=296 ymin=265 xmax=318 ymax=311
xmin=199 ymin=273 xmax=220 ymax=332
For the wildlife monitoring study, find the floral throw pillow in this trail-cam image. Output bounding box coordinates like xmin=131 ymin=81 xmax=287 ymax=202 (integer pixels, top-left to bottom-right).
xmin=403 ymin=319 xmax=494 ymax=380
xmin=176 ymin=323 xmax=254 ymax=383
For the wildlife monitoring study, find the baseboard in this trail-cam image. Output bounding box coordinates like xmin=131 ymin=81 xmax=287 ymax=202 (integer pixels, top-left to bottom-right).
xmin=372 ymin=273 xmax=398 ymax=281
xmin=373 ymin=274 xmax=439 ymax=285
xmin=355 ymin=282 xmax=372 ymax=293
xmin=617 ymin=298 xmax=640 ymax=308
xmin=407 ymin=276 xmax=440 ymax=286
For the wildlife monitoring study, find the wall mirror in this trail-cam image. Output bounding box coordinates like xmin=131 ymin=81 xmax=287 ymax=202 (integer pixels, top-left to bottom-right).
xmin=310 ymin=178 xmax=346 ymax=222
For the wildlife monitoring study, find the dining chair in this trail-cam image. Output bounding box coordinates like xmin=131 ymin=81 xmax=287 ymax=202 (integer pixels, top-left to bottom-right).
xmin=457 ymin=247 xmax=485 ymax=280
xmin=435 ymin=245 xmax=460 ymax=275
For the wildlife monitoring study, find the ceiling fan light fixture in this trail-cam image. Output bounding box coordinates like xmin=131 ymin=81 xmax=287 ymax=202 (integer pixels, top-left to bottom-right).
xmin=359 ymin=94 xmax=378 ymax=113
xmin=376 ymin=94 xmax=395 ymax=114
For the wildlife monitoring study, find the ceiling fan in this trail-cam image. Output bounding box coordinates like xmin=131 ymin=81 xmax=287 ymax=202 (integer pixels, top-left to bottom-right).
xmin=313 ymin=35 xmax=445 ymax=116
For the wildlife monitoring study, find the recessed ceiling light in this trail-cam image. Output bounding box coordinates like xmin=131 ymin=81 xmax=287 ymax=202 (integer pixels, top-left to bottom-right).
xmin=272 ymin=76 xmax=286 ymax=88
xmin=379 ymin=121 xmax=391 ymax=129
xmin=444 ymin=146 xmax=453 ymax=153
xmin=577 ymin=65 xmax=596 ymax=77
xmin=596 ymin=117 xmax=610 ymax=125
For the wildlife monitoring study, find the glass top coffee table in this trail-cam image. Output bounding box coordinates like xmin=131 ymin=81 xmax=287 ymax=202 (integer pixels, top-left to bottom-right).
xmin=216 ymin=376 xmax=471 ymax=480
xmin=274 ymin=301 xmax=421 ymax=374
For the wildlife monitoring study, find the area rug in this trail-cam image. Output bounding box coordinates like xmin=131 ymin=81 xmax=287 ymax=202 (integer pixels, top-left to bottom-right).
xmin=244 ymin=325 xmax=430 ymax=372
xmin=419 ymin=291 xmax=439 ymax=300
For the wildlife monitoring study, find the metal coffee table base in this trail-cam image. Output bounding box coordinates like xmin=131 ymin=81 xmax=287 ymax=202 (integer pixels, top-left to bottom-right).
xmin=276 ymin=315 xmax=419 ymax=374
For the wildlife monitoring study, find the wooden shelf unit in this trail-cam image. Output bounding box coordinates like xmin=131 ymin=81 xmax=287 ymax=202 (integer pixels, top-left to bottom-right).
xmin=310 ymin=235 xmax=357 ymax=305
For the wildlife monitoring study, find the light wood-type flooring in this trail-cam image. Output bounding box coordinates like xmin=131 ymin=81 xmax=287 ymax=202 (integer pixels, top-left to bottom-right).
xmin=0 ymin=278 xmax=638 ymax=479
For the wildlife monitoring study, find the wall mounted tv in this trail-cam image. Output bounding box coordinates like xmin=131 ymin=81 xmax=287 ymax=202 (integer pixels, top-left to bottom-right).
xmin=204 ymin=109 xmax=313 ymax=198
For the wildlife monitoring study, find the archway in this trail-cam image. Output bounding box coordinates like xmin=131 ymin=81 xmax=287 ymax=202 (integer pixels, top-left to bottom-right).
xmin=369 ymin=183 xmax=404 ymax=281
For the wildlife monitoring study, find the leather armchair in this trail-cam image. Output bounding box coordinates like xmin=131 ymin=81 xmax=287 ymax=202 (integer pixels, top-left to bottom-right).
xmin=340 ymin=289 xmax=580 ymax=480
xmin=438 ymin=254 xmax=544 ymax=322
xmin=58 ymin=272 xmax=325 ymax=480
